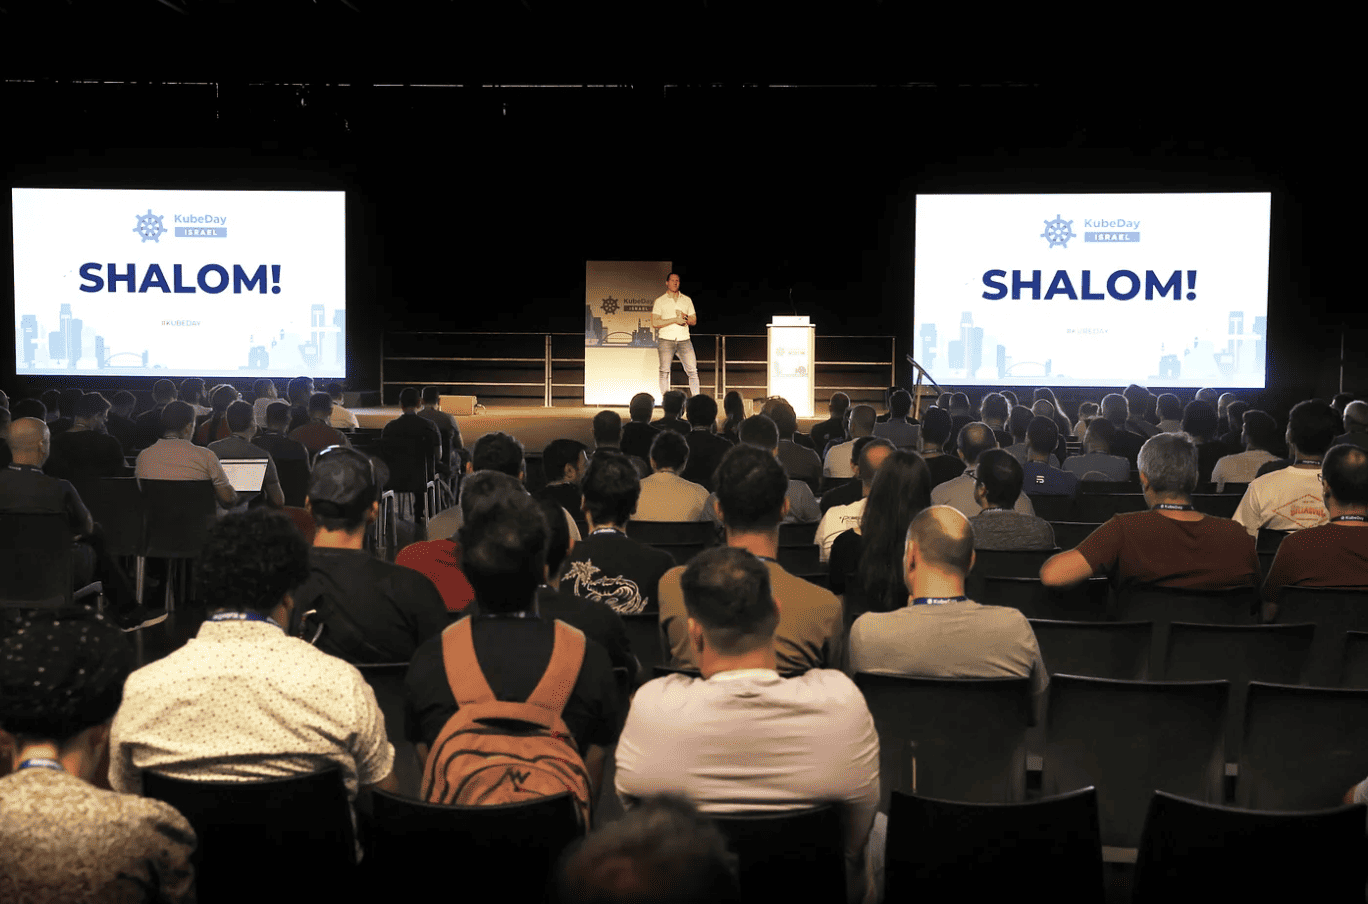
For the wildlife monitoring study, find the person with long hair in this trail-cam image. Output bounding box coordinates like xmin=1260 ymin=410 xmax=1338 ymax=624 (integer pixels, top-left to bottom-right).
xmin=829 ymin=450 xmax=933 ymax=624
xmin=719 ymin=391 xmax=746 ymax=445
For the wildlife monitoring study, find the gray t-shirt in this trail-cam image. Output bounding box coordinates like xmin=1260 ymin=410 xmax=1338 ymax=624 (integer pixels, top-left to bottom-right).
xmin=969 ymin=509 xmax=1057 ymax=551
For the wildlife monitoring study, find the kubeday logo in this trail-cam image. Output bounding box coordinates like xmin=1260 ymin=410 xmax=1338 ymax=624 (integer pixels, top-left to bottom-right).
xmin=1040 ymin=214 xmax=1075 ymax=249
xmin=133 ymin=208 xmax=167 ymax=243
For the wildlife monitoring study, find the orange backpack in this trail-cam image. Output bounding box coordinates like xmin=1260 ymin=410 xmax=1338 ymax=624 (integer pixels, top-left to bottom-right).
xmin=420 ymin=617 xmax=593 ymax=829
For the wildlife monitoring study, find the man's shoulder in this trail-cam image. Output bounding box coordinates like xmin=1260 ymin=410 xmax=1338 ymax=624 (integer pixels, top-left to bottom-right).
xmin=768 ymin=560 xmax=840 ymax=605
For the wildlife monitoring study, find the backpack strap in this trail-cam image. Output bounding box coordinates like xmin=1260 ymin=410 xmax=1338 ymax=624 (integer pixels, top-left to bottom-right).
xmin=524 ymin=621 xmax=586 ymax=719
xmin=441 ymin=617 xmax=497 ymax=707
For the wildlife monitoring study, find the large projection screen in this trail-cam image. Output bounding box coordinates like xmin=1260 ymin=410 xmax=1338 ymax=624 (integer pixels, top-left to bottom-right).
xmin=913 ymin=193 xmax=1271 ymax=388
xmin=12 ymin=188 xmax=346 ymax=378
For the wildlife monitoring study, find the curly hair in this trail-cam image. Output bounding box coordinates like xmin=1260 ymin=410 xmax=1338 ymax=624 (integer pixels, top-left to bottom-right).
xmin=196 ymin=509 xmax=311 ymax=615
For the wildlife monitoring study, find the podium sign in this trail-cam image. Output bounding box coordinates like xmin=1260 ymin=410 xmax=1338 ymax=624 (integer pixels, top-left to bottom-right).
xmin=767 ymin=315 xmax=815 ymax=418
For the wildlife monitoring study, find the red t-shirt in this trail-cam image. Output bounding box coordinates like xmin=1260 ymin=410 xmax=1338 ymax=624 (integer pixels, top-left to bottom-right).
xmin=395 ymin=538 xmax=475 ymax=613
xmin=1262 ymin=522 xmax=1368 ymax=601
xmin=1076 ymin=510 xmax=1260 ymax=590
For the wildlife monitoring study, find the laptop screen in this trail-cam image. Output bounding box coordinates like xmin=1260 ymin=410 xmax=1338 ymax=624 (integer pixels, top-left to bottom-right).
xmin=220 ymin=459 xmax=270 ymax=493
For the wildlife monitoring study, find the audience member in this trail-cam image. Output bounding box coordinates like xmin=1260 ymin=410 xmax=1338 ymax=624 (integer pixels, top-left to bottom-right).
xmin=947 ymin=392 xmax=975 ymax=451
xmin=659 ymin=445 xmax=845 ymax=674
xmin=635 ymin=430 xmax=710 ymax=522
xmin=983 ymin=392 xmax=1014 ymax=448
xmin=252 ymin=401 xmax=312 ymax=503
xmin=819 ymin=436 xmax=886 ymax=514
xmin=1100 ymin=393 xmax=1145 ymax=467
xmin=622 ymin=392 xmax=660 ymax=462
xmin=1156 ymin=393 xmax=1185 ymax=433
xmin=1234 ymin=400 xmax=1338 ymax=536
xmin=680 ymin=395 xmax=732 ymax=492
xmin=192 ymin=384 xmax=240 ymax=445
xmin=48 ymin=387 xmax=83 ymax=436
xmin=537 ymin=437 xmax=590 ymax=537
xmin=40 ymin=389 xmax=61 ymax=423
xmin=1262 ymin=444 xmax=1368 ymax=615
xmin=592 ymin=409 xmax=651 ymax=477
xmin=417 ymin=386 xmax=463 ymax=471
xmin=134 ymin=401 xmax=237 ymax=508
xmin=719 ymin=390 xmax=746 ymax=444
xmin=651 ymin=390 xmax=690 ymax=437
xmin=557 ymin=795 xmax=740 ymax=904
xmin=970 ymin=449 xmax=1056 ymax=551
xmin=931 ymin=422 xmax=1034 ymax=519
xmin=381 ymin=386 xmax=441 ymax=471
xmin=918 ymin=408 xmax=965 ymax=487
xmin=0 ymin=612 xmax=196 ymax=903
xmin=1072 ymin=401 xmax=1099 ymax=442
xmin=1062 ymin=418 xmax=1130 ymax=482
xmin=557 ymin=451 xmax=676 ymax=616
xmin=1219 ymin=399 xmax=1251 ymax=448
xmin=404 ymin=488 xmax=622 ymax=792
xmin=1210 ymin=409 xmax=1282 ymax=491
xmin=179 ymin=378 xmax=210 ymax=419
xmin=251 ymin=378 xmax=278 ymax=427
xmin=290 ymin=391 xmax=352 ymax=455
xmin=1335 ymin=400 xmax=1368 ymax=450
xmin=106 ymin=390 xmax=139 ymax=452
xmin=871 ymin=389 xmax=919 ymax=449
xmin=290 ymin=448 xmax=448 ymax=663
xmin=828 ymin=450 xmax=933 ymax=620
xmin=208 ymin=400 xmax=285 ymax=507
xmin=1181 ymin=400 xmax=1232 ymax=485
xmin=1021 ymin=416 xmax=1078 ymax=496
xmin=809 ymin=392 xmax=851 ymax=455
xmin=817 ymin=440 xmax=894 ymax=563
xmin=824 ymin=405 xmax=875 ymax=479
xmin=284 ymin=376 xmax=315 ymax=432
xmin=44 ymin=392 xmax=127 ymax=481
xmin=849 ymin=506 xmax=1048 ymax=721
xmin=617 ymin=546 xmax=879 ymax=904
xmin=764 ymin=397 xmax=822 ymax=489
xmin=702 ymin=415 xmax=821 ymax=526
xmin=133 ymin=379 xmax=177 ymax=449
xmin=327 ymin=382 xmax=359 ymax=430
xmin=110 ymin=508 xmax=399 ymax=857
xmin=1041 ymin=432 xmax=1259 ymax=592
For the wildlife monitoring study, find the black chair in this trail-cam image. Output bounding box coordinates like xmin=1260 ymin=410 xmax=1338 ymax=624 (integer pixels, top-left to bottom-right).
xmin=1273 ymin=586 xmax=1368 ymax=686
xmin=979 ymin=576 xmax=1110 ymax=621
xmin=1112 ymin=585 xmax=1259 ymax=678
xmin=1161 ymin=622 xmax=1314 ymax=764
xmin=621 ymin=612 xmax=667 ymax=684
xmin=710 ymin=805 xmax=846 ymax=904
xmin=971 ymin=548 xmax=1059 ymax=578
xmin=1080 ymin=478 xmax=1142 ymax=494
xmin=778 ymin=521 xmax=818 ymax=547
xmin=1256 ymin=527 xmax=1291 ymax=554
xmin=1341 ymin=630 xmax=1368 ymax=688
xmin=887 ymin=787 xmax=1105 ymax=903
xmin=1030 ymin=619 xmax=1152 ymax=681
xmin=275 ymin=457 xmax=310 ymax=507
xmin=1049 ymin=520 xmax=1100 ymax=549
xmin=355 ymin=663 xmax=421 ymax=798
xmin=1071 ymin=493 xmax=1148 ymax=524
xmin=856 ymin=673 xmax=1031 ymax=809
xmin=0 ymin=512 xmax=101 ymax=612
xmin=372 ymin=438 xmax=436 ymax=540
xmin=1132 ymin=791 xmax=1368 ymax=902
xmin=1025 ymin=493 xmax=1076 ymax=522
xmin=142 ymin=767 xmax=355 ymax=904
xmin=73 ymin=477 xmax=146 ymax=602
xmin=1042 ymin=674 xmax=1227 ymax=849
xmin=624 ymin=520 xmax=714 ymax=565
xmin=140 ymin=479 xmax=218 ymax=612
xmin=1237 ymin=681 xmax=1368 ymax=810
xmin=1191 ymin=493 xmax=1240 ymax=518
xmin=366 ymin=789 xmax=583 ymax=902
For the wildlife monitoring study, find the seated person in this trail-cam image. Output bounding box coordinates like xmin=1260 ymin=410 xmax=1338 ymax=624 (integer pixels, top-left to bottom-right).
xmin=870 ymin=389 xmax=920 ymax=449
xmin=621 ymin=392 xmax=661 ymax=462
xmin=1061 ymin=419 xmax=1131 ymax=482
xmin=44 ymin=392 xmax=127 ymax=481
xmin=0 ymin=611 xmax=196 ymax=903
xmin=1020 ymin=416 xmax=1077 ymax=497
xmin=617 ymin=547 xmax=880 ymax=904
xmin=536 ymin=437 xmax=589 ymax=537
xmin=702 ymin=415 xmax=821 ymax=526
xmin=289 ymin=392 xmax=352 ymax=456
xmin=134 ymin=401 xmax=237 ymax=509
xmin=1041 ymin=432 xmax=1260 ymax=593
xmin=931 ymin=422 xmax=1034 ymax=519
xmin=1211 ymin=409 xmax=1283 ymax=491
xmin=917 ymin=408 xmax=965 ymax=487
xmin=327 ymin=382 xmax=360 ymax=430
xmin=635 ymin=430 xmax=710 ymax=522
xmin=1234 ymin=400 xmax=1338 ymax=536
xmin=816 ymin=440 xmax=894 ymax=563
xmin=970 ymin=449 xmax=1056 ymax=551
xmin=651 ymin=390 xmax=691 ymax=437
xmin=208 ymin=400 xmax=285 ymax=508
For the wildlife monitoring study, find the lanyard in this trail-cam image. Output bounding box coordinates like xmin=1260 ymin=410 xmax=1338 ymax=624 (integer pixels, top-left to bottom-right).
xmin=911 ymin=596 xmax=968 ymax=606
xmin=1154 ymin=503 xmax=1195 ymax=512
xmin=1332 ymin=515 xmax=1367 ymax=523
xmin=18 ymin=758 xmax=64 ymax=773
xmin=207 ymin=611 xmax=283 ymax=631
xmin=590 ymin=528 xmax=625 ymax=537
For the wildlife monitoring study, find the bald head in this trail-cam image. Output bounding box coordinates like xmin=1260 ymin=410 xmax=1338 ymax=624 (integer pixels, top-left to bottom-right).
xmin=1345 ymin=401 xmax=1368 ymax=432
xmin=849 ymin=405 xmax=877 ymax=437
xmin=859 ymin=440 xmax=894 ymax=489
xmin=906 ymin=505 xmax=975 ymax=577
xmin=956 ymin=422 xmax=997 ymax=466
xmin=7 ymin=417 xmax=51 ymax=466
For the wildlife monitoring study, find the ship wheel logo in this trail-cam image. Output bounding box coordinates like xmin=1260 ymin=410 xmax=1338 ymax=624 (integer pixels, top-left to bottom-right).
xmin=1040 ymin=214 xmax=1075 ymax=248
xmin=133 ymin=209 xmax=167 ymax=243
xmin=601 ymin=297 xmax=619 ymax=315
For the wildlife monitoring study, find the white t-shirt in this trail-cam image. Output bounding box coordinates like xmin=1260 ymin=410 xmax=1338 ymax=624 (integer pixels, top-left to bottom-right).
xmin=817 ymin=498 xmax=866 ymax=562
xmin=653 ymin=292 xmax=695 ymax=342
xmin=1233 ymin=466 xmax=1328 ymax=536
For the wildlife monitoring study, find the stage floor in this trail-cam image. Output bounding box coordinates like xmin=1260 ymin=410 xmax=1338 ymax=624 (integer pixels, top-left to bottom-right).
xmin=349 ymin=405 xmax=828 ymax=452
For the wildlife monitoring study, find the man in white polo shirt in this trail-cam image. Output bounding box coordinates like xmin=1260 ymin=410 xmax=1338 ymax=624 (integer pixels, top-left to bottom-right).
xmin=653 ymin=271 xmax=699 ymax=398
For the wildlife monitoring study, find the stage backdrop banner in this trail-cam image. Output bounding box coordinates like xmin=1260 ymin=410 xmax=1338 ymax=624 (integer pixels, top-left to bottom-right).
xmin=584 ymin=261 xmax=672 ymax=406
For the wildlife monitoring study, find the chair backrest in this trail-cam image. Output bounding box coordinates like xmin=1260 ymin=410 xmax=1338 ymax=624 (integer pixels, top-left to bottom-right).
xmin=624 ymin=520 xmax=714 ymax=565
xmin=979 ymin=576 xmax=1110 ymax=621
xmin=621 ymin=613 xmax=666 ymax=685
xmin=139 ymin=479 xmax=218 ymax=559
xmin=1274 ymin=586 xmax=1368 ymax=686
xmin=368 ymin=788 xmax=583 ymax=902
xmin=855 ymin=673 xmax=1031 ymax=809
xmin=887 ymin=787 xmax=1105 ymax=903
xmin=1080 ymin=479 xmax=1142 ymax=494
xmin=374 ymin=437 xmax=434 ymax=494
xmin=972 ymin=548 xmax=1059 ymax=579
xmin=775 ymin=544 xmax=821 ymax=576
xmin=71 ymin=477 xmax=144 ymax=557
xmin=709 ymin=805 xmax=846 ymax=904
xmin=142 ymin=767 xmax=355 ymax=904
xmin=1133 ymin=790 xmax=1368 ymax=903
xmin=1042 ymin=674 xmax=1228 ymax=848
xmin=1113 ymin=585 xmax=1259 ymax=677
xmin=777 ymin=521 xmax=818 ymax=546
xmin=355 ymin=663 xmax=420 ymax=798
xmin=1257 ymin=527 xmax=1292 ymax=553
xmin=275 ymin=458 xmax=311 ymax=508
xmin=1071 ymin=493 xmax=1148 ymax=523
xmin=1025 ymin=494 xmax=1075 ymax=522
xmin=1191 ymin=494 xmax=1241 ymax=518
xmin=1341 ymin=630 xmax=1368 ymax=689
xmin=1237 ymin=681 xmax=1368 ymax=810
xmin=1049 ymin=520 xmax=1100 ymax=550
xmin=1030 ymin=619 xmax=1152 ymax=681
xmin=0 ymin=512 xmax=77 ymax=609
xmin=1162 ymin=622 xmax=1315 ymax=762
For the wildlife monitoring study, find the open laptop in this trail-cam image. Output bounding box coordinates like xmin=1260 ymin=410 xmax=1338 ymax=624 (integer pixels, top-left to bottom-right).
xmin=219 ymin=459 xmax=270 ymax=493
